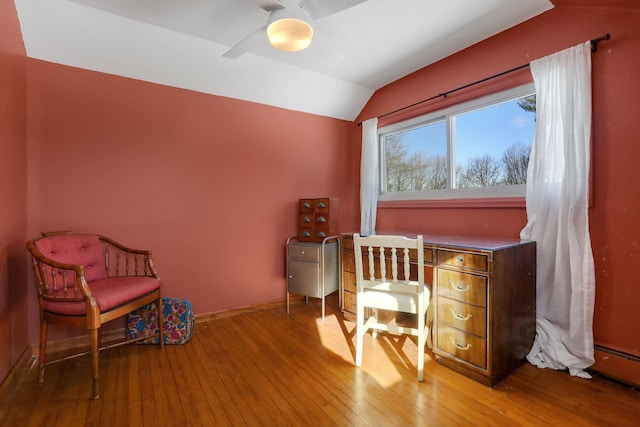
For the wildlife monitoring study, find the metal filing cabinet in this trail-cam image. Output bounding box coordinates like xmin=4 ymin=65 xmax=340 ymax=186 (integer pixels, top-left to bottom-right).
xmin=286 ymin=236 xmax=339 ymax=320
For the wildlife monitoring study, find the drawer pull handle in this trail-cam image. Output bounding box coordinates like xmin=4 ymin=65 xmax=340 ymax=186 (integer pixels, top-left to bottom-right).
xmin=449 ymin=308 xmax=472 ymax=321
xmin=317 ymin=202 xmax=326 ymax=208
xmin=303 ymin=202 xmax=311 ymax=209
xmin=456 ymin=255 xmax=464 ymax=263
xmin=449 ymin=337 xmax=471 ymax=351
xmin=303 ymin=217 xmax=312 ymax=223
xmin=317 ymin=216 xmax=326 ymax=223
xmin=449 ymin=281 xmax=470 ymax=292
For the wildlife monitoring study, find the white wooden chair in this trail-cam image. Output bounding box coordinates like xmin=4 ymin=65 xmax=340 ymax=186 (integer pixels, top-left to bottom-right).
xmin=353 ymin=233 xmax=430 ymax=381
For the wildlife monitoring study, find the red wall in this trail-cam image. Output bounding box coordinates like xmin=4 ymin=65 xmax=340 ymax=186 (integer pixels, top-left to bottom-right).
xmin=25 ymin=60 xmax=361 ymax=340
xmin=0 ymin=0 xmax=29 ymax=382
xmin=5 ymin=0 xmax=639 ymax=383
xmin=357 ymin=1 xmax=640 ymax=358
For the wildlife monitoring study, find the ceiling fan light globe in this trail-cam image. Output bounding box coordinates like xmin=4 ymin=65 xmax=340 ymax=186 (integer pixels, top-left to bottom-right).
xmin=267 ymin=18 xmax=313 ymax=52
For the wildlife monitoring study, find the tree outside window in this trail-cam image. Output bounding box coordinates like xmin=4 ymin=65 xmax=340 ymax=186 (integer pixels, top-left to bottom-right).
xmin=380 ymin=85 xmax=536 ymax=199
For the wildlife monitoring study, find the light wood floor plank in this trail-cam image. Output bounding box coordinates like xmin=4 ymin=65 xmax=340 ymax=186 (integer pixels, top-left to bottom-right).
xmin=181 ymin=329 xmax=236 ymax=425
xmin=134 ymin=347 xmax=160 ymax=427
xmin=154 ymin=346 xmax=190 ymax=426
xmin=191 ymin=323 xmax=250 ymax=425
xmin=1 ymin=293 xmax=639 ymax=426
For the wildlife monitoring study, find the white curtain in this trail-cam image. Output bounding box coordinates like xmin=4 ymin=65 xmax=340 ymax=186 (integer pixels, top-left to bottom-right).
xmin=360 ymin=117 xmax=379 ymax=235
xmin=521 ymin=41 xmax=595 ymax=378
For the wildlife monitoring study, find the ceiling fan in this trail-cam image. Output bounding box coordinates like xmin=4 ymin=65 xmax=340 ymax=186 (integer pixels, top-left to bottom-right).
xmin=223 ymin=0 xmax=368 ymax=58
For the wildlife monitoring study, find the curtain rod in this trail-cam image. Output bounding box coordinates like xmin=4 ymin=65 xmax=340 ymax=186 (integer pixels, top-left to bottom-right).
xmin=357 ymin=33 xmax=611 ymax=126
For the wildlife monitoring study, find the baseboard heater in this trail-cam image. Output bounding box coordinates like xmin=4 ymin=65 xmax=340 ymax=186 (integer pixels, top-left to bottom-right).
xmin=591 ymin=345 xmax=640 ymax=387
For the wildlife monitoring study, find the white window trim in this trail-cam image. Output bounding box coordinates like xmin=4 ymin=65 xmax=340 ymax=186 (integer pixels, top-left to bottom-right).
xmin=378 ymin=83 xmax=535 ymax=202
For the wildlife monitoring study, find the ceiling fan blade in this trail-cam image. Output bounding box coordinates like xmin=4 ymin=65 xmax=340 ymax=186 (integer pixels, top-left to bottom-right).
xmin=223 ymin=27 xmax=266 ymax=59
xmin=248 ymin=0 xmax=285 ymax=13
xmin=300 ymin=0 xmax=368 ymax=19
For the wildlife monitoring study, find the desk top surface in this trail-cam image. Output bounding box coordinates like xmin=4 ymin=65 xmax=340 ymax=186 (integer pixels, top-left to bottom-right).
xmin=344 ymin=231 xmax=533 ymax=251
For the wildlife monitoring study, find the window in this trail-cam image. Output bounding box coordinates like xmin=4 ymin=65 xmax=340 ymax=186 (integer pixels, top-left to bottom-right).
xmin=378 ymin=84 xmax=536 ymax=201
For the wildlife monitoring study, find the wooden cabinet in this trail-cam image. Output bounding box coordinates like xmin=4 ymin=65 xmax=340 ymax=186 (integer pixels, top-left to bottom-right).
xmin=341 ymin=233 xmax=536 ymax=386
xmin=298 ymin=198 xmax=338 ymax=242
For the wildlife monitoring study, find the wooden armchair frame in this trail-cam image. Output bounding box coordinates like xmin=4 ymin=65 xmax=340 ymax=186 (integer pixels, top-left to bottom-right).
xmin=26 ymin=234 xmax=164 ymax=399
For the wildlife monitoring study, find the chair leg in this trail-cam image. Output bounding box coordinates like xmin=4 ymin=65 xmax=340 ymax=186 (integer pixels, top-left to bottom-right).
xmin=417 ymin=308 xmax=426 ymax=382
xmin=90 ymin=328 xmax=100 ymax=399
xmin=355 ymin=298 xmax=365 ymax=366
xmin=38 ymin=317 xmax=48 ymax=383
xmin=157 ymin=296 xmax=164 ymax=349
xmin=371 ymin=308 xmax=379 ymax=339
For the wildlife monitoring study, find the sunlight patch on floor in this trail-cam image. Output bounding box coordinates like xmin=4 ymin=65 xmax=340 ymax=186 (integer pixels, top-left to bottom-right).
xmin=359 ymin=351 xmax=404 ymax=388
xmin=314 ymin=313 xmax=355 ymax=363
xmin=314 ymin=313 xmax=406 ymax=387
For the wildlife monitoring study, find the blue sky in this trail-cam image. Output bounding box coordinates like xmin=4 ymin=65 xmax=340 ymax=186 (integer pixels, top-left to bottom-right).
xmin=401 ymin=98 xmax=536 ymax=166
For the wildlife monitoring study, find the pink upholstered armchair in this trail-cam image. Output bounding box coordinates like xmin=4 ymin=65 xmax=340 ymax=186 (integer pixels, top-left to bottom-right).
xmin=26 ymin=233 xmax=164 ymax=399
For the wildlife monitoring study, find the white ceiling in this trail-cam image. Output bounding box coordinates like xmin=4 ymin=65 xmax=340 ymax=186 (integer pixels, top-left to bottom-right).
xmin=14 ymin=0 xmax=553 ymax=121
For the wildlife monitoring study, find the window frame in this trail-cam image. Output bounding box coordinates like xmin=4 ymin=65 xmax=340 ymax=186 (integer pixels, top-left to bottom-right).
xmin=377 ymin=83 xmax=536 ymax=202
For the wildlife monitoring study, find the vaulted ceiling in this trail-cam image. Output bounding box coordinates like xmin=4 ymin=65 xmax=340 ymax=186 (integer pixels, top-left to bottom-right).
xmin=14 ymin=0 xmax=553 ymax=120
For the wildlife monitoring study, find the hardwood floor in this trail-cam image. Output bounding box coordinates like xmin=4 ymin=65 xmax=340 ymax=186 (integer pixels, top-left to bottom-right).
xmin=1 ymin=293 xmax=638 ymax=426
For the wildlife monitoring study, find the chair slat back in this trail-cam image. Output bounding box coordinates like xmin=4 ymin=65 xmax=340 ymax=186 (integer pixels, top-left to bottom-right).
xmin=98 ymin=235 xmax=155 ymax=278
xmin=354 ymin=233 xmax=425 ymax=292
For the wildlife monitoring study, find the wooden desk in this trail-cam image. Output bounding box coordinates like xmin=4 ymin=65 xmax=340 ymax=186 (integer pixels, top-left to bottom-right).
xmin=341 ymin=232 xmax=536 ymax=386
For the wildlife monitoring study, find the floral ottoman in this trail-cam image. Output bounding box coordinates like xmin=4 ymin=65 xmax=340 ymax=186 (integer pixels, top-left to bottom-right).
xmin=127 ymin=297 xmax=194 ymax=344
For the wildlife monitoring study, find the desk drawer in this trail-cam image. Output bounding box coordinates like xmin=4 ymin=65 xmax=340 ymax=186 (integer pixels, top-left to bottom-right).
xmin=313 ymin=226 xmax=332 ymax=240
xmin=298 ymin=226 xmax=314 ymax=241
xmin=437 ymin=324 xmax=487 ymax=369
xmin=298 ymin=214 xmax=315 ymax=227
xmin=287 ymin=243 xmax=320 ymax=262
xmin=437 ymin=297 xmax=486 ymax=337
xmin=342 ymin=250 xmax=356 ymax=274
xmin=298 ymin=213 xmax=332 ymax=227
xmin=438 ymin=250 xmax=488 ymax=272
xmin=342 ymin=236 xmax=354 ymax=250
xmin=300 ymin=198 xmax=331 ymax=214
xmin=343 ymin=289 xmax=357 ymax=313
xmin=437 ymin=270 xmax=487 ymax=306
xmin=343 ymin=271 xmax=356 ymax=294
